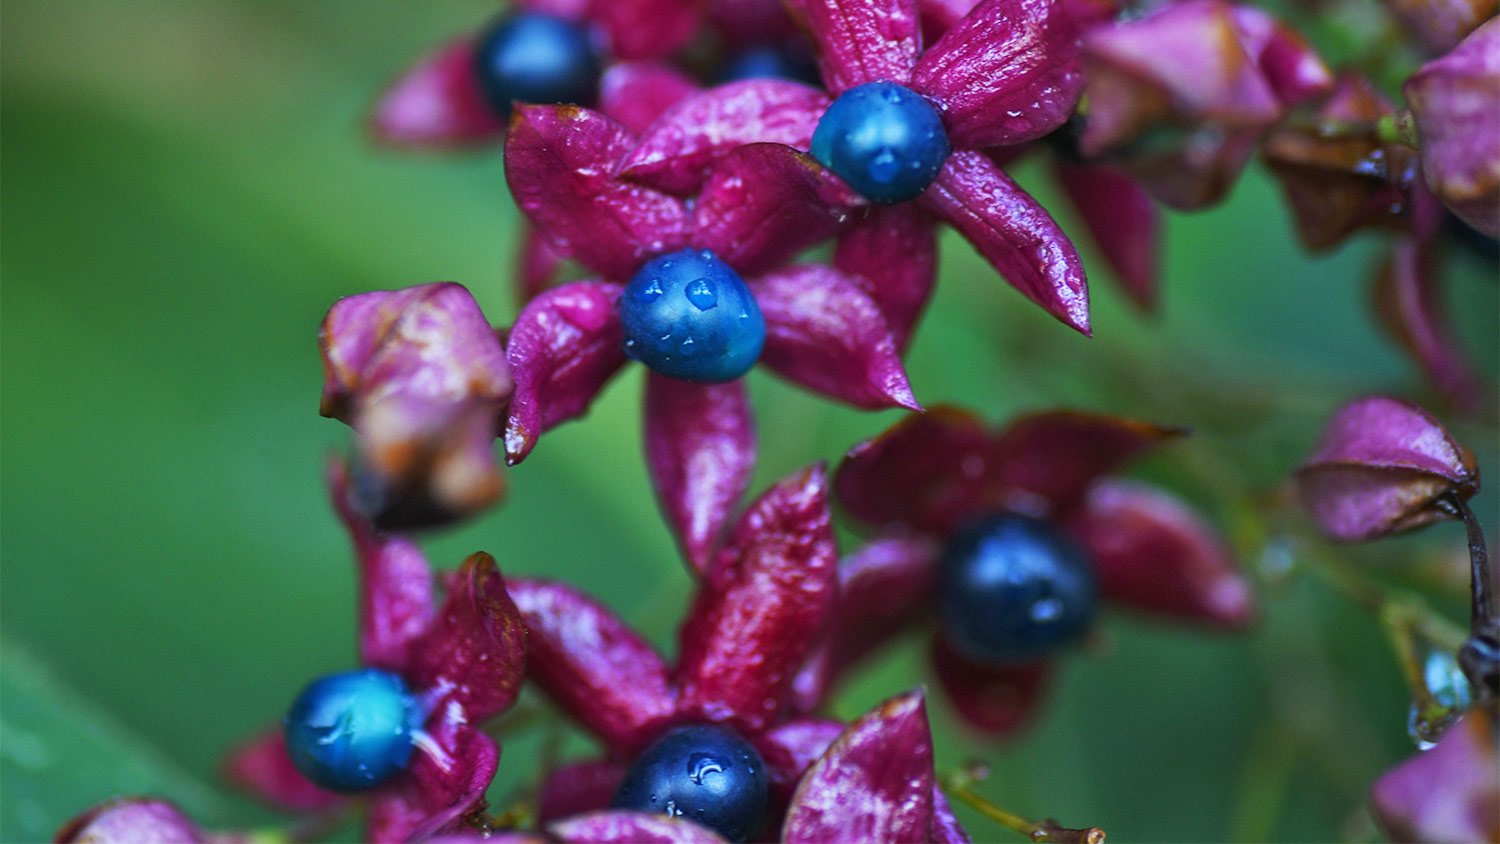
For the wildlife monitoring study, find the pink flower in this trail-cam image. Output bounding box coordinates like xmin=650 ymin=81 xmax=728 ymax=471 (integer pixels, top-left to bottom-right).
xmin=224 ymin=462 xmax=527 ymax=844
xmin=795 ymin=407 xmax=1254 ymax=735
xmin=503 ymin=104 xmax=918 ymax=571
xmin=507 ymin=467 xmax=851 ymax=838
xmin=621 ymin=0 xmax=1094 ymax=338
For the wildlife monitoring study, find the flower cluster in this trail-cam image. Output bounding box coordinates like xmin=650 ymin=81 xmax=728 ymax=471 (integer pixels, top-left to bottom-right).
xmin=58 ymin=0 xmax=1498 ymax=841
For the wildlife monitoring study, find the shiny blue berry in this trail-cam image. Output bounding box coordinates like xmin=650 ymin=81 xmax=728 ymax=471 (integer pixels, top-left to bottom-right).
xmin=472 ymin=12 xmax=599 ymax=118
xmin=611 ymin=725 xmax=769 ymax=842
xmin=619 ymin=249 xmax=765 ymax=383
xmin=809 ymin=81 xmax=951 ymax=204
xmin=937 ymin=513 xmax=1099 ymax=664
xmin=283 ymin=668 xmax=422 ymax=792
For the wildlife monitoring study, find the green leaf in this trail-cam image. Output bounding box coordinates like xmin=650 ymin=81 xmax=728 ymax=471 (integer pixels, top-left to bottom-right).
xmin=0 ymin=638 xmax=230 ymax=841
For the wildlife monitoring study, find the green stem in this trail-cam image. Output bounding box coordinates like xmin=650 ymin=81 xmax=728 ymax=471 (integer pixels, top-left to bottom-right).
xmin=941 ymin=770 xmax=1106 ymax=843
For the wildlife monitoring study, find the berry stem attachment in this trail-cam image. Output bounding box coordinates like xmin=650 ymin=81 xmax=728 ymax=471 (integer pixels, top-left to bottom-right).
xmin=1375 ymin=111 xmax=1420 ymax=149
xmin=941 ymin=767 xmax=1106 ymax=843
xmin=1435 ymin=493 xmax=1498 ymax=701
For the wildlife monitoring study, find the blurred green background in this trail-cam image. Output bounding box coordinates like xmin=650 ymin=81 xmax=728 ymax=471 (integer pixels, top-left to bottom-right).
xmin=2 ymin=2 xmax=1496 ymax=841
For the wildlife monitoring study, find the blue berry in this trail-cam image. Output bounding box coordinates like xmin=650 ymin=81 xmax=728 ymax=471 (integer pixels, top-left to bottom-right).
xmin=937 ymin=513 xmax=1099 ymax=664
xmin=611 ymin=725 xmax=769 ymax=842
xmin=283 ymin=669 xmax=422 ymax=792
xmin=619 ymin=249 xmax=765 ymax=383
xmin=717 ymin=45 xmax=819 ymax=85
xmin=809 ymin=81 xmax=951 ymax=204
xmin=472 ymin=12 xmax=599 ymax=118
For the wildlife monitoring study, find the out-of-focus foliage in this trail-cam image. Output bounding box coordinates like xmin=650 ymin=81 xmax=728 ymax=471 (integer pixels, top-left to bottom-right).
xmin=1 ymin=2 xmax=1495 ymax=842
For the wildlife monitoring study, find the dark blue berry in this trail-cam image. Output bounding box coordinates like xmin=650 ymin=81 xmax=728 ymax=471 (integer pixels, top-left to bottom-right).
xmin=937 ymin=513 xmax=1099 ymax=664
xmin=611 ymin=725 xmax=769 ymax=842
xmin=283 ymin=668 xmax=422 ymax=792
xmin=809 ymin=81 xmax=951 ymax=204
xmin=717 ymin=45 xmax=820 ymax=85
xmin=472 ymin=12 xmax=599 ymax=118
xmin=619 ymin=249 xmax=765 ymax=383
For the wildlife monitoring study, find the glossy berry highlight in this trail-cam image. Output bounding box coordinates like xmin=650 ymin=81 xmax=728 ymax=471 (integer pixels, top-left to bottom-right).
xmin=472 ymin=12 xmax=599 ymax=118
xmin=612 ymin=725 xmax=769 ymax=842
xmin=810 ymin=81 xmax=951 ymax=204
xmin=619 ymin=249 xmax=766 ymax=383
xmin=283 ymin=668 xmax=422 ymax=792
xmin=937 ymin=513 xmax=1099 ymax=664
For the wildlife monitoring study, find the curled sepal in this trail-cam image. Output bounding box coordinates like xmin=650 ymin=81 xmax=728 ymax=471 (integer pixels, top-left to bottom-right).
xmin=1371 ymin=709 xmax=1500 ymax=843
xmin=406 ymin=553 xmax=527 ymax=722
xmin=56 ymin=798 xmax=206 ymax=844
xmin=505 ymin=105 xmax=690 ymax=280
xmin=222 ymin=729 xmax=343 ymax=814
xmin=677 ymin=466 xmax=839 ymax=734
xmin=644 ymin=375 xmax=756 ymax=575
xmin=320 ymin=283 xmax=512 ymax=532
xmin=931 ymin=636 xmax=1052 ymax=735
xmin=912 ymin=0 xmax=1084 ymax=148
xmin=368 ymin=38 xmax=507 ymax=149
xmin=550 ymin=811 xmax=731 ymax=843
xmin=1295 ymin=396 xmax=1479 ymax=542
xmin=1070 ymin=480 xmax=1254 ymax=628
xmin=621 ymin=81 xmax=830 ymax=194
xmin=754 ymin=265 xmax=921 ymax=411
xmin=504 ymin=281 xmax=628 ymax=463
xmin=783 ymin=0 xmax=922 ymax=94
xmin=375 ymin=718 xmax=499 ymax=844
xmin=508 ymin=579 xmax=677 ymax=752
xmin=1405 ymin=19 xmax=1500 ymax=237
xmin=920 ymin=151 xmax=1090 ymax=335
xmin=597 ymin=62 xmax=700 ymax=135
xmin=329 ymin=458 xmax=436 ymax=670
xmin=692 ymin=144 xmax=862 ymax=277
xmin=782 ymin=690 xmax=936 ymax=844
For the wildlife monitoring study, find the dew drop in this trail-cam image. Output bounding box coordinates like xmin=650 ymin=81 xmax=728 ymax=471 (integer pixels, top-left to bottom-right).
xmin=685 ymin=277 xmax=719 ymax=311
